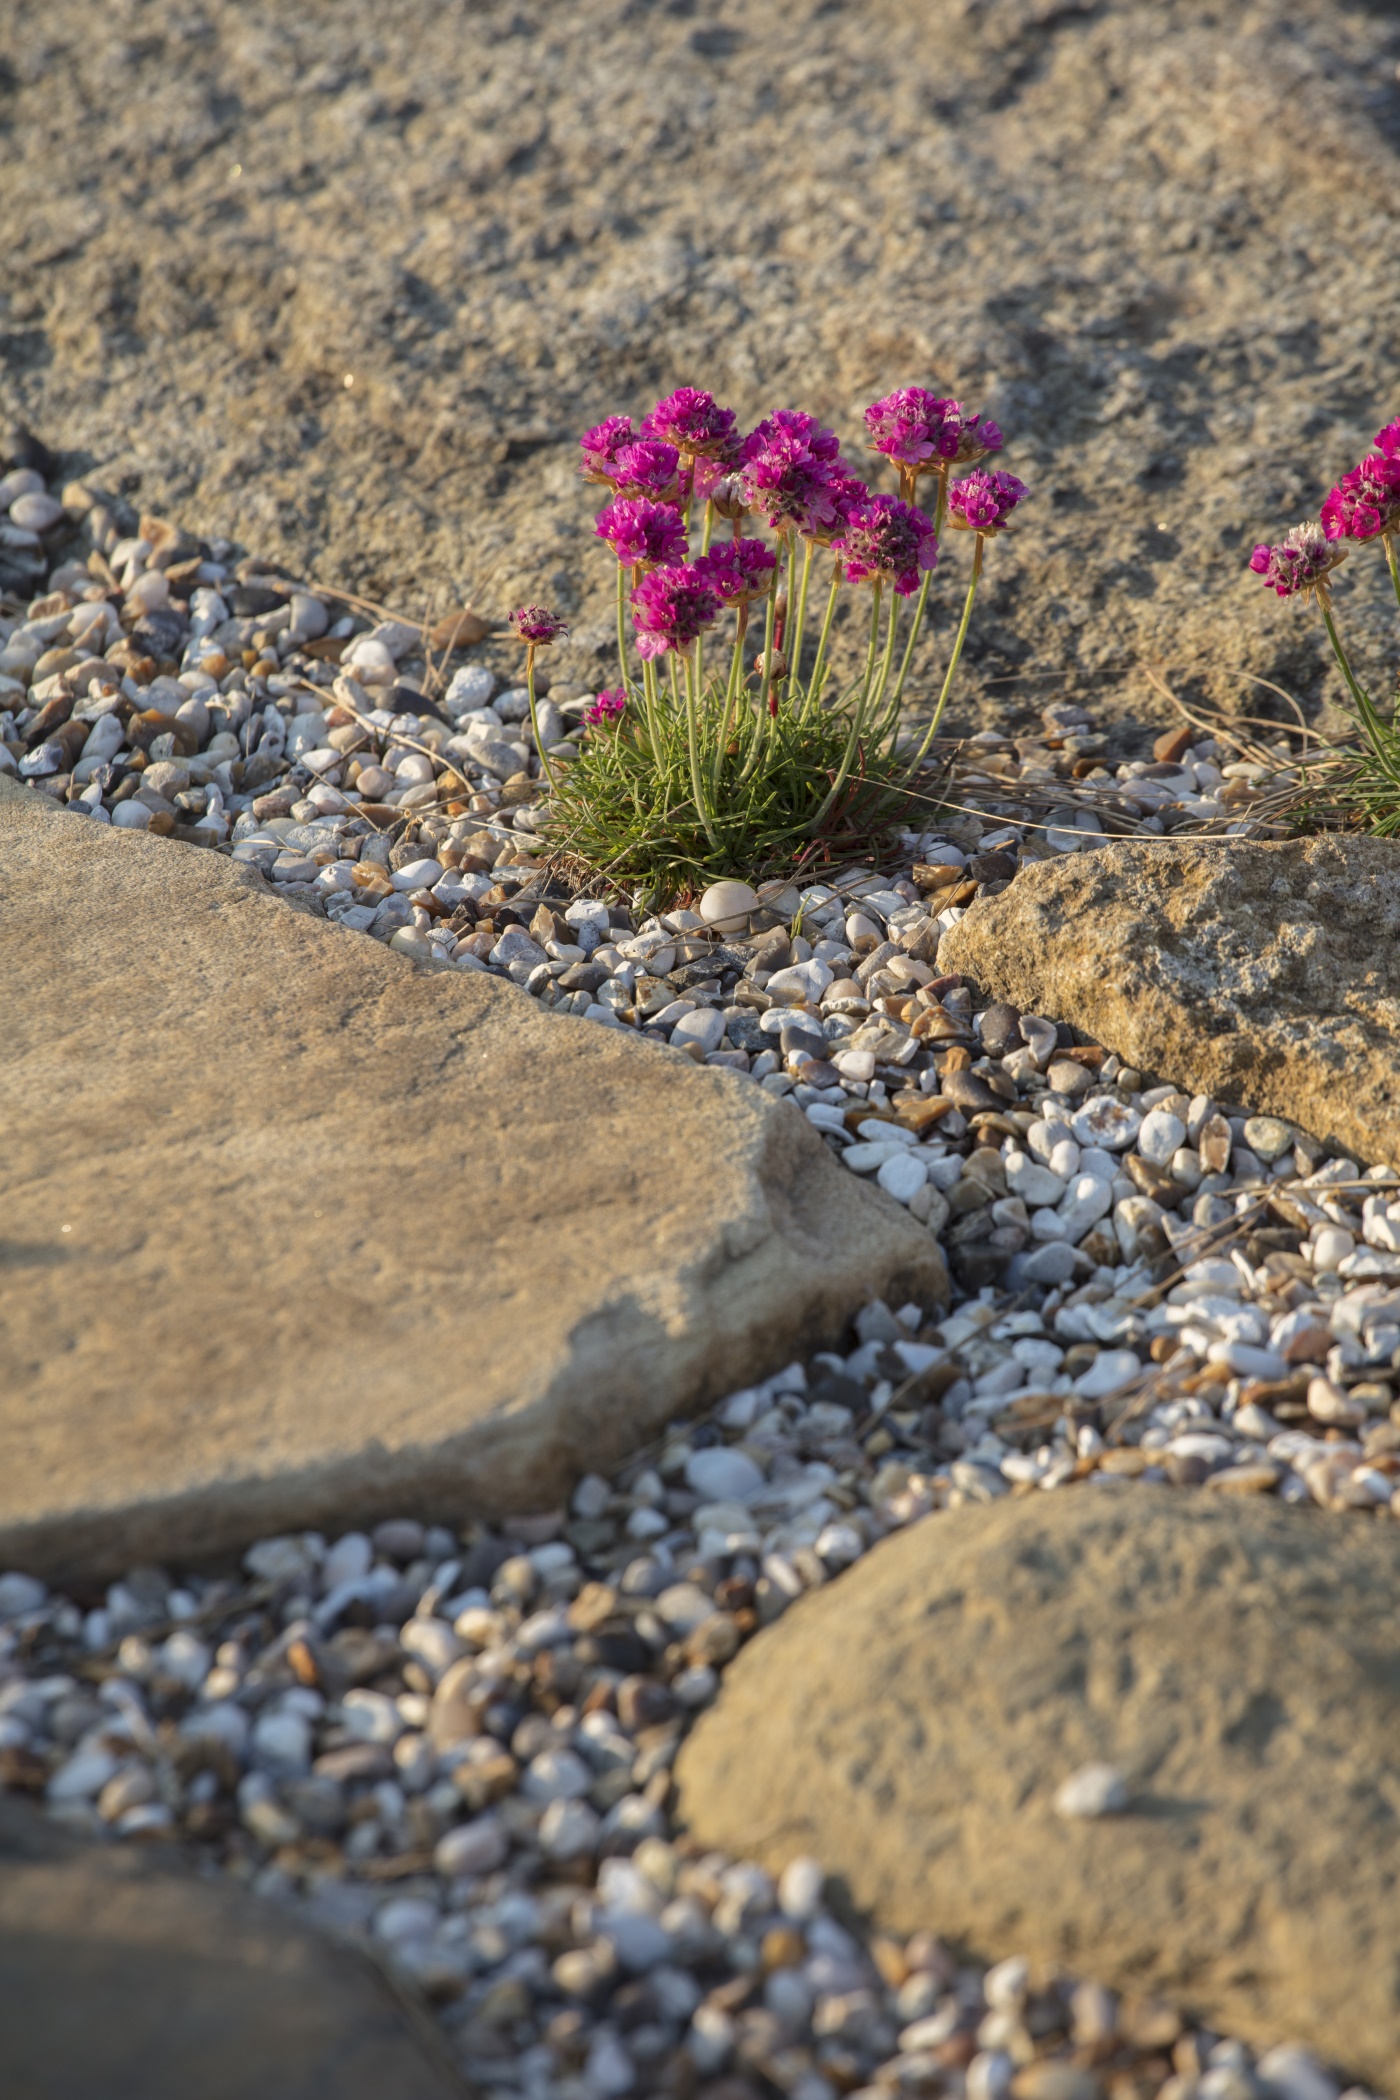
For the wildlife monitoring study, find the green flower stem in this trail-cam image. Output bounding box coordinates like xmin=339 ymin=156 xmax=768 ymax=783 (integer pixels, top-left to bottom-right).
xmin=802 ymin=567 xmax=843 ymax=723
xmin=808 ymin=582 xmax=884 ymax=832
xmin=785 ymin=538 xmax=815 ymax=707
xmin=890 ymin=568 xmax=933 ymax=708
xmin=684 ymin=647 xmax=720 ymax=852
xmin=1385 ymin=533 xmax=1400 ymax=618
xmin=739 ymin=584 xmax=781 ymax=784
xmin=615 ymin=564 xmax=629 ymax=691
xmin=713 ymin=606 xmax=750 ymax=792
xmin=905 ymin=532 xmax=985 ymax=773
xmin=1320 ymin=600 xmax=1397 ymax=769
xmin=865 ymin=580 xmax=903 ymax=728
xmin=641 ymin=655 xmax=662 ymax=751
xmin=933 ymin=462 xmax=950 ymax=536
xmin=526 ymin=647 xmax=559 ymax=794
xmin=700 ymin=499 xmax=717 ymax=556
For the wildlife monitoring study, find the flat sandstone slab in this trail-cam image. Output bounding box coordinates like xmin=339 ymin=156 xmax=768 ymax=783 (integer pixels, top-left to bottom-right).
xmin=0 ymin=783 xmax=944 ymax=1575
xmin=676 ymin=1488 xmax=1400 ymax=2088
xmin=940 ymin=835 xmax=1400 ymax=1167
xmin=0 ymin=1795 xmax=461 ymax=2099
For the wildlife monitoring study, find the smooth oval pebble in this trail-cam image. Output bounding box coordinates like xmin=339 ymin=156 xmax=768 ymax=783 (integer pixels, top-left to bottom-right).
xmin=10 ymin=491 xmax=63 ymax=532
xmin=1053 ymin=1762 xmax=1128 ymax=1818
xmin=1070 ymin=1097 xmax=1142 ymax=1150
xmin=699 ymin=878 xmax=758 ymax=932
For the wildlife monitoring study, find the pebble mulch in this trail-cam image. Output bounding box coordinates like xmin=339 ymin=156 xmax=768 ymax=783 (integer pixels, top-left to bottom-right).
xmin=3 ymin=456 xmax=1395 ymax=2098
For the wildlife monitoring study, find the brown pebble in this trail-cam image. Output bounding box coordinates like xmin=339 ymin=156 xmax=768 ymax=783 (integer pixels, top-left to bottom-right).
xmin=1153 ymin=725 xmax=1194 ymax=764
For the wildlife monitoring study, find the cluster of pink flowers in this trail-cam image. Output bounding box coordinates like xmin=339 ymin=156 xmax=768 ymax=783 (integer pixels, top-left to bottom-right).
xmin=582 ymin=688 xmax=627 ymax=727
xmin=552 ymin=382 xmax=1024 ymax=665
xmin=1251 ymin=411 xmax=1399 ymax=600
xmin=510 ymin=605 xmax=569 ymax=647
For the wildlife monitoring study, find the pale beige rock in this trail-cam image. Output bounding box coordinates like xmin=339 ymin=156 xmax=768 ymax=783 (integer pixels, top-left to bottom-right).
xmin=676 ymin=1488 xmax=1400 ymax=2088
xmin=941 ymin=836 xmax=1400 ymax=1166
xmin=0 ymin=782 xmax=944 ymax=1576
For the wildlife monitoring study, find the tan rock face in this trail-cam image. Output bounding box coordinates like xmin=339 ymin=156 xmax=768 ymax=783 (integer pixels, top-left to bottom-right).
xmin=940 ymin=835 xmax=1400 ymax=1165
xmin=0 ymin=782 xmax=944 ymax=1576
xmin=675 ymin=1488 xmax=1400 ymax=2088
xmin=0 ymin=1796 xmax=460 ymax=2099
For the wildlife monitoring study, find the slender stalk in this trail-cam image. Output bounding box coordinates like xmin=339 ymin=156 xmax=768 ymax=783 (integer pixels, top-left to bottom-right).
xmin=865 ymin=580 xmax=902 ymax=727
xmin=802 ymin=566 xmax=843 ymax=722
xmin=699 ymin=499 xmax=716 ymax=556
xmin=641 ymin=656 xmax=662 ymax=752
xmin=905 ymin=533 xmax=985 ymax=772
xmin=933 ymin=461 xmax=950 ymax=536
xmin=1319 ymin=599 xmax=1397 ymax=767
xmin=615 ymin=564 xmax=629 ymax=691
xmin=1385 ymin=534 xmax=1400 ymax=618
xmin=683 ymin=646 xmax=720 ymax=851
xmin=525 ymin=647 xmax=559 ymax=794
xmin=713 ymin=605 xmax=750 ymax=792
xmin=738 ymin=585 xmax=780 ymax=784
xmin=785 ymin=538 xmax=815 ymax=708
xmin=890 ymin=567 xmax=933 ymax=708
xmin=807 ymin=583 xmax=884 ymax=831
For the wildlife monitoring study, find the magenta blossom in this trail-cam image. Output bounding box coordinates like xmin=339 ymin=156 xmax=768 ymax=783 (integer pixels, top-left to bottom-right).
xmin=641 ymin=387 xmax=738 ymax=459
xmin=582 ymin=688 xmax=628 ymax=728
xmin=1376 ymin=417 xmax=1400 ymax=460
xmin=1248 ymin=522 xmax=1342 ymax=599
xmin=694 ymin=538 xmax=779 ymax=605
xmin=864 ymin=388 xmax=965 ymax=467
xmin=1321 ymin=452 xmax=1400 ymax=542
xmin=954 ymin=412 xmax=1004 ymax=465
xmin=610 ymin=439 xmax=681 ymax=500
xmin=511 ymin=604 xmax=569 ymax=646
xmin=579 ymin=415 xmax=635 ymax=483
xmin=834 ymin=494 xmax=939 ymax=595
xmin=743 ymin=409 xmax=842 ymax=465
xmin=595 ymin=498 xmax=688 ymax=570
xmin=737 ymin=428 xmax=849 ymax=536
xmin=947 ymin=469 xmax=1028 ymax=533
xmin=630 ymin=563 xmax=721 ymax=658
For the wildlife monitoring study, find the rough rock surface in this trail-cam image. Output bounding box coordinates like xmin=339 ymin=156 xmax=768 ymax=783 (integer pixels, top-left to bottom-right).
xmin=941 ymin=834 xmax=1400 ymax=1167
xmin=675 ymin=1487 xmax=1400 ymax=2088
xmin=0 ymin=781 xmax=944 ymax=1576
xmin=0 ymin=1795 xmax=462 ymax=2100
xmin=3 ymin=1 xmax=1400 ymax=728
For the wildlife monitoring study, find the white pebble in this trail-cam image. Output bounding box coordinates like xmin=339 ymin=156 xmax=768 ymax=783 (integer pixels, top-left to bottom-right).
xmin=1054 ymin=1763 xmax=1128 ymax=1818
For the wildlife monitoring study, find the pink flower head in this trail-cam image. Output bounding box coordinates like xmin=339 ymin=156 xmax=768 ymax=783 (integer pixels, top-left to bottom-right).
xmin=1372 ymin=416 xmax=1400 ymax=460
xmin=610 ymin=439 xmax=681 ymax=500
xmin=641 ymin=387 xmax=738 ymax=460
xmin=595 ymin=498 xmax=688 ymax=570
xmin=864 ymin=388 xmax=965 ymax=468
xmin=1248 ymin=522 xmax=1342 ymax=599
xmin=630 ymin=563 xmax=721 ymax=658
xmin=802 ymin=466 xmax=871 ymax=546
xmin=580 ymin=415 xmax=635 ymax=483
xmin=694 ymin=538 xmax=779 ymax=605
xmin=833 ymin=494 xmax=939 ymax=596
xmin=1321 ymin=452 xmax=1400 ymax=542
xmin=511 ymin=604 xmax=569 ymax=647
xmin=947 ymin=469 xmax=1028 ymax=533
xmin=743 ymin=409 xmax=842 ymax=464
xmin=583 ymin=688 xmax=628 ymax=728
xmin=738 ymin=426 xmax=846 ymax=536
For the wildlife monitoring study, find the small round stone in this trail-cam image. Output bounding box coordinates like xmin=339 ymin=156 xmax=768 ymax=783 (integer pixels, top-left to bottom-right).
xmin=699 ymin=879 xmax=758 ymax=932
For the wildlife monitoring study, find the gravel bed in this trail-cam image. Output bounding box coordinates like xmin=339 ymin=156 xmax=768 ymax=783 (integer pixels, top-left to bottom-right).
xmin=4 ymin=457 xmax=1396 ymax=2097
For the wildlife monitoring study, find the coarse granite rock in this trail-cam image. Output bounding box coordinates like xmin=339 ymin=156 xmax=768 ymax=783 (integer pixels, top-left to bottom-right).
xmin=0 ymin=1795 xmax=461 ymax=2100
xmin=675 ymin=1487 xmax=1400 ymax=2088
xmin=4 ymin=1 xmax=1400 ymax=731
xmin=941 ymin=834 xmax=1400 ymax=1167
xmin=0 ymin=781 xmax=944 ymax=1576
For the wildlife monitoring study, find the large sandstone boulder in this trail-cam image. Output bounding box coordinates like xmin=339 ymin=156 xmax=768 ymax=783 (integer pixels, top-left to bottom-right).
xmin=0 ymin=784 xmax=943 ymax=1576
xmin=0 ymin=1795 xmax=460 ymax=2099
xmin=676 ymin=1488 xmax=1400 ymax=2087
xmin=3 ymin=0 xmax=1398 ymax=723
xmin=941 ymin=835 xmax=1400 ymax=1167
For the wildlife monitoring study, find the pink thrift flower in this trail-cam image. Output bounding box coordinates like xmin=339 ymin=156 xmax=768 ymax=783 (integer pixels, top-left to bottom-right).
xmin=743 ymin=408 xmax=842 ymax=464
xmin=1321 ymin=453 xmax=1400 ymax=542
xmin=511 ymin=604 xmax=569 ymax=646
xmin=1373 ymin=417 xmax=1400 ymax=460
xmin=947 ymin=469 xmax=1028 ymax=533
xmin=955 ymin=412 xmax=1004 ymax=465
xmin=595 ymin=498 xmax=688 ymax=569
xmin=833 ymin=494 xmax=939 ymax=595
xmin=641 ymin=387 xmax=738 ymax=459
xmin=583 ymin=688 xmax=628 ymax=727
xmin=610 ymin=440 xmax=681 ymax=499
xmin=738 ymin=428 xmax=846 ymax=535
xmin=864 ymin=387 xmax=964 ymax=467
xmin=693 ymin=538 xmax=778 ymax=605
xmin=579 ymin=416 xmax=635 ymax=483
xmin=1248 ymin=522 xmax=1339 ymax=598
xmin=630 ymin=563 xmax=721 ymax=658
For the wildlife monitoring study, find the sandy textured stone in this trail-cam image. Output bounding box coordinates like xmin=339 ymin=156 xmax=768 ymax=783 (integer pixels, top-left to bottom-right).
xmin=676 ymin=1488 xmax=1400 ymax=2087
xmin=0 ymin=1796 xmax=460 ymax=2100
xmin=0 ymin=782 xmax=943 ymax=1576
xmin=941 ymin=836 xmax=1400 ymax=1165
xmin=3 ymin=2 xmax=1400 ymax=731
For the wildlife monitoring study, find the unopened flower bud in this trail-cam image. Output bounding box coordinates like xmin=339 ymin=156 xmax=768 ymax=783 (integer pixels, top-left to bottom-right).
xmin=709 ymin=476 xmax=749 ymax=521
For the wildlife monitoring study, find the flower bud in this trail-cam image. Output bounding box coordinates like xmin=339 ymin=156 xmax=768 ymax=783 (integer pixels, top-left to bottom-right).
xmin=709 ymin=476 xmax=749 ymax=521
